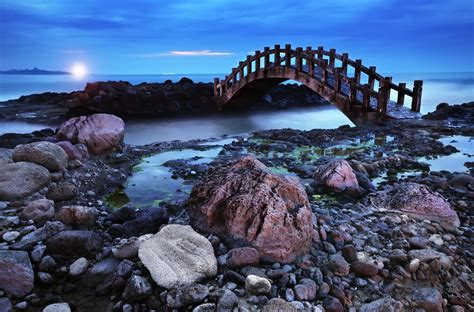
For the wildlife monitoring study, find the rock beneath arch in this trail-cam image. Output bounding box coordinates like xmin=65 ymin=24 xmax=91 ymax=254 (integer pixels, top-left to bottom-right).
xmin=56 ymin=113 xmax=124 ymax=155
xmin=313 ymin=159 xmax=360 ymax=194
xmin=186 ymin=155 xmax=313 ymax=263
xmin=371 ymin=182 xmax=460 ymax=230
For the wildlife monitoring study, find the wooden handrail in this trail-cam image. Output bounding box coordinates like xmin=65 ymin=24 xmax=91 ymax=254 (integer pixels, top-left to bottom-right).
xmin=214 ymin=45 xmax=423 ymax=114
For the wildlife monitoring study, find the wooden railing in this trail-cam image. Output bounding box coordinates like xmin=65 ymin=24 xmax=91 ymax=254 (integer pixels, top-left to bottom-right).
xmin=214 ymin=44 xmax=423 ymax=114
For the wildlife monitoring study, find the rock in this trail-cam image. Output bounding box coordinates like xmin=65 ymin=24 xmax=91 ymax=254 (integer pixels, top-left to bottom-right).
xmin=117 ymin=260 xmax=135 ymax=278
xmin=294 ymin=278 xmax=317 ymax=301
xmin=350 ymin=261 xmax=379 ymax=277
xmin=46 ymin=182 xmax=77 ymax=201
xmin=193 ymin=303 xmax=216 ymax=312
xmin=186 ymin=155 xmax=312 ymax=263
xmin=227 ymin=247 xmax=260 ymax=268
xmin=245 ymin=275 xmax=271 ymax=295
xmin=0 ymin=298 xmax=12 ymax=312
xmin=2 ymin=231 xmax=20 ymax=242
xmin=370 ymin=183 xmax=460 ymax=230
xmin=112 ymin=234 xmax=152 ymax=259
xmin=56 ymin=205 xmax=98 ymax=228
xmin=20 ymin=199 xmax=55 ymax=226
xmin=56 ymin=114 xmax=125 ymax=155
xmin=166 ymin=284 xmax=209 ymax=308
xmin=122 ymin=275 xmax=153 ymax=302
xmin=408 ymin=249 xmax=452 ymax=269
xmin=409 ymin=236 xmax=428 ymax=249
xmin=12 ymin=141 xmax=68 ymax=171
xmin=69 ymin=257 xmax=89 ymax=277
xmin=107 ymin=205 xmax=136 ymax=224
xmin=217 ymin=289 xmax=238 ymax=311
xmin=329 ymin=254 xmax=350 ymax=276
xmin=13 ymin=221 xmax=65 ymax=250
xmin=412 ymin=287 xmax=443 ymax=312
xmin=122 ymin=207 xmax=168 ymax=237
xmin=82 ymin=258 xmax=120 ymax=286
xmin=263 ymin=298 xmax=297 ymax=312
xmin=342 ymin=245 xmax=358 ymax=263
xmin=39 ymin=255 xmax=57 ymax=271
xmin=360 ymin=297 xmax=403 ymax=312
xmin=138 ymin=224 xmax=217 ymax=289
xmin=0 ymin=162 xmax=50 ymax=200
xmin=313 ymin=159 xmax=360 ymax=193
xmin=0 ymin=250 xmax=34 ymax=297
xmin=46 ymin=230 xmax=103 ymax=258
xmin=323 ymin=296 xmax=344 ymax=312
xmin=408 ymin=259 xmax=420 ymax=273
xmin=56 ymin=141 xmax=83 ymax=161
xmin=42 ymin=303 xmax=71 ymax=312
xmin=449 ymin=174 xmax=474 ymax=188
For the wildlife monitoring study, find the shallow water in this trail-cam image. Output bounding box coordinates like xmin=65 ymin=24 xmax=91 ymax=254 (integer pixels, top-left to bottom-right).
xmin=420 ymin=135 xmax=473 ymax=173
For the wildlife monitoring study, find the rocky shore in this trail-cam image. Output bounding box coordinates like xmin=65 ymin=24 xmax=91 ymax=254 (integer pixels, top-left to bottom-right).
xmin=0 ymin=102 xmax=473 ymax=312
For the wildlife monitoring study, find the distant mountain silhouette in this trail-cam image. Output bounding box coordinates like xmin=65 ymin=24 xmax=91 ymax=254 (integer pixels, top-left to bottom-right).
xmin=0 ymin=67 xmax=70 ymax=75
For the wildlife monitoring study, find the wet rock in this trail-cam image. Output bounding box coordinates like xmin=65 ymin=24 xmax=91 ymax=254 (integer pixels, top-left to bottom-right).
xmin=192 ymin=303 xmax=216 ymax=312
xmin=0 ymin=162 xmax=50 ymax=200
xmin=12 ymin=141 xmax=68 ymax=171
xmin=56 ymin=113 xmax=125 ymax=155
xmin=413 ymin=287 xmax=443 ymax=312
xmin=449 ymin=173 xmax=474 ymax=188
xmin=69 ymin=257 xmax=89 ymax=277
xmin=329 ymin=254 xmax=350 ymax=276
xmin=0 ymin=298 xmax=12 ymax=312
xmin=262 ymin=298 xmax=297 ymax=312
xmin=20 ymin=199 xmax=55 ymax=226
xmin=0 ymin=250 xmax=34 ymax=297
xmin=122 ymin=207 xmax=168 ymax=237
xmin=138 ymin=224 xmax=217 ymax=289
xmin=12 ymin=221 xmax=65 ymax=251
xmin=82 ymin=258 xmax=120 ymax=286
xmin=342 ymin=244 xmax=358 ymax=263
xmin=217 ymin=289 xmax=238 ymax=311
xmin=359 ymin=297 xmax=403 ymax=312
xmin=46 ymin=182 xmax=77 ymax=201
xmin=46 ymin=230 xmax=103 ymax=258
xmin=409 ymin=236 xmax=429 ymax=249
xmin=294 ymin=278 xmax=317 ymax=301
xmin=313 ymin=159 xmax=360 ymax=193
xmin=245 ymin=275 xmax=271 ymax=295
xmin=371 ymin=182 xmax=460 ymax=230
xmin=166 ymin=283 xmax=209 ymax=308
xmin=56 ymin=205 xmax=98 ymax=228
xmin=227 ymin=247 xmax=260 ymax=268
xmin=56 ymin=141 xmax=84 ymax=161
xmin=350 ymin=261 xmax=379 ymax=277
xmin=323 ymin=296 xmax=344 ymax=312
xmin=187 ymin=155 xmax=312 ymax=263
xmin=2 ymin=231 xmax=20 ymax=242
xmin=111 ymin=234 xmax=152 ymax=259
xmin=122 ymin=275 xmax=153 ymax=302
xmin=42 ymin=303 xmax=71 ymax=312
xmin=39 ymin=255 xmax=57 ymax=271
xmin=107 ymin=205 xmax=136 ymax=224
xmin=117 ymin=260 xmax=135 ymax=278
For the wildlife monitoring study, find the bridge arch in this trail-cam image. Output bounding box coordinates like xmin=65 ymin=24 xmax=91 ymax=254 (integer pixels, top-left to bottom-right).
xmin=214 ymin=45 xmax=423 ymax=124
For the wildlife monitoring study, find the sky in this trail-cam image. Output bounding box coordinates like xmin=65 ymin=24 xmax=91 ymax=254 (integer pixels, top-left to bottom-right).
xmin=0 ymin=0 xmax=473 ymax=75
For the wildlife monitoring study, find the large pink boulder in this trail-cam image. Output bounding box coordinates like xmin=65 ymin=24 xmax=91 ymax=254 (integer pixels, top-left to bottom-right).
xmin=313 ymin=159 xmax=360 ymax=193
xmin=371 ymin=182 xmax=460 ymax=230
xmin=56 ymin=113 xmax=124 ymax=155
xmin=186 ymin=155 xmax=313 ymax=263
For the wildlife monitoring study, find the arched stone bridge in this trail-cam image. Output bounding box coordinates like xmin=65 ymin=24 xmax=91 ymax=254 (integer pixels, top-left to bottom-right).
xmin=214 ymin=45 xmax=423 ymax=123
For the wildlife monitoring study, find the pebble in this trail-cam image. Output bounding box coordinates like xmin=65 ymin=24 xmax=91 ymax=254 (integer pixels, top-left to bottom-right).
xmin=409 ymin=236 xmax=428 ymax=249
xmin=2 ymin=231 xmax=20 ymax=242
xmin=408 ymin=258 xmax=420 ymax=272
xmin=15 ymin=301 xmax=27 ymax=310
xmin=245 ymin=275 xmax=272 ymax=295
xmin=69 ymin=257 xmax=89 ymax=276
xmin=42 ymin=303 xmax=72 ymax=312
xmin=0 ymin=202 xmax=8 ymax=209
xmin=342 ymin=245 xmax=358 ymax=262
xmin=329 ymin=254 xmax=350 ymax=276
xmin=350 ymin=261 xmax=379 ymax=277
xmin=31 ymin=245 xmax=46 ymax=262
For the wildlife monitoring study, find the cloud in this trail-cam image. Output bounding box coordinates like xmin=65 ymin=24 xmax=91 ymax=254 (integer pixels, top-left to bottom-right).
xmin=62 ymin=49 xmax=85 ymax=54
xmin=139 ymin=50 xmax=233 ymax=57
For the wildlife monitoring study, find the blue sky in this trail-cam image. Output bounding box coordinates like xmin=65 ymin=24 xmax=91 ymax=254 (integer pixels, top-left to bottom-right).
xmin=1 ymin=0 xmax=473 ymax=74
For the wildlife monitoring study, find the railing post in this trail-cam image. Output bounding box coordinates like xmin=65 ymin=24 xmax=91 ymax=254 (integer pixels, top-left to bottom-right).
xmin=213 ymin=78 xmax=220 ymax=96
xmin=285 ymin=44 xmax=291 ymax=67
xmin=349 ymin=79 xmax=358 ymax=106
xmin=255 ymin=51 xmax=261 ymax=72
xmin=239 ymin=62 xmax=244 ymax=81
xmin=377 ymin=77 xmax=392 ymax=115
xmin=321 ymin=59 xmax=328 ymax=86
xmin=368 ymin=66 xmax=376 ymax=90
xmin=362 ymin=84 xmax=371 ymax=109
xmin=274 ymin=44 xmax=281 ymax=66
xmin=317 ymin=46 xmax=324 ymax=60
xmin=397 ymin=82 xmax=406 ymax=106
xmin=333 ymin=68 xmax=340 ymax=100
xmin=354 ymin=59 xmax=362 ymax=84
xmin=411 ymin=80 xmax=423 ymax=112
xmin=222 ymin=76 xmax=228 ymax=94
xmin=306 ymin=46 xmax=314 ymax=76
xmin=264 ymin=47 xmax=270 ymax=68
xmin=329 ymin=49 xmax=336 ymax=68
xmin=295 ymin=47 xmax=303 ymax=71
xmin=341 ymin=53 xmax=348 ymax=76
xmin=246 ymin=55 xmax=252 ymax=79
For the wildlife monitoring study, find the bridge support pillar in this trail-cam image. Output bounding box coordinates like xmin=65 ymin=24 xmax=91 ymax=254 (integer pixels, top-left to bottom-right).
xmin=377 ymin=77 xmax=392 ymax=115
xmin=411 ymin=80 xmax=423 ymax=112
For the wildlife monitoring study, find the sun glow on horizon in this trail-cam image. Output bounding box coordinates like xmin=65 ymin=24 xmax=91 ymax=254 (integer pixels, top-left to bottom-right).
xmin=71 ymin=63 xmax=88 ymax=77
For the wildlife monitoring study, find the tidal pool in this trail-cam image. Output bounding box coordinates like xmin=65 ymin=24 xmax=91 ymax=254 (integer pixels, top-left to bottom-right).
xmin=420 ymin=135 xmax=473 ymax=173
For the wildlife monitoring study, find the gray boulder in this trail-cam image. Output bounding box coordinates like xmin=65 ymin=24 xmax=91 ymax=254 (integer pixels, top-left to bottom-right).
xmin=0 ymin=250 xmax=34 ymax=297
xmin=46 ymin=230 xmax=103 ymax=258
xmin=0 ymin=162 xmax=50 ymax=200
xmin=20 ymin=199 xmax=55 ymax=226
xmin=12 ymin=141 xmax=68 ymax=171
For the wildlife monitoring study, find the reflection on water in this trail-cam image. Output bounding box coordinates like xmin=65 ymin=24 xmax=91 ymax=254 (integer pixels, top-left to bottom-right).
xmin=420 ymin=135 xmax=473 ymax=173
xmin=0 ymin=121 xmax=52 ymax=135
xmin=124 ymin=105 xmax=352 ymax=145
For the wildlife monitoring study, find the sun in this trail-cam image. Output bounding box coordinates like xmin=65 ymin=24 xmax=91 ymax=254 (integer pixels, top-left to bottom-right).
xmin=71 ymin=63 xmax=88 ymax=77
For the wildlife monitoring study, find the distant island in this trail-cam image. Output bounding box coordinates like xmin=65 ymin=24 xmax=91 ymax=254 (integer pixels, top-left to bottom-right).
xmin=0 ymin=67 xmax=70 ymax=75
